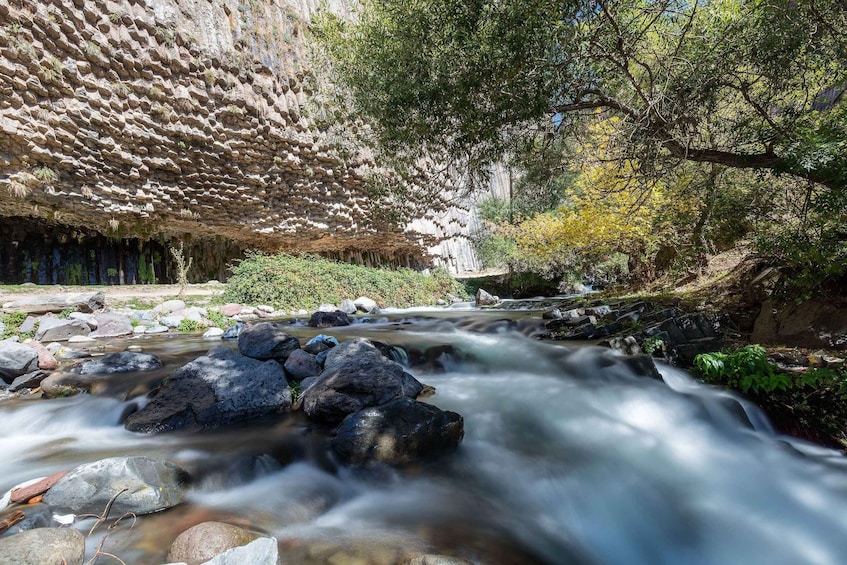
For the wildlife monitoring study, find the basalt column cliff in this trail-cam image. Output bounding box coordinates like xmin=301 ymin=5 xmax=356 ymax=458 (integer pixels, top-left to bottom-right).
xmin=0 ymin=0 xmax=479 ymax=283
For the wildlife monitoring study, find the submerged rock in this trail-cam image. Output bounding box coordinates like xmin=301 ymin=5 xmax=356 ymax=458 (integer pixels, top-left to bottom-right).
xmin=72 ymin=351 xmax=162 ymax=374
xmin=42 ymin=456 xmax=189 ymax=515
xmin=124 ymin=346 xmax=290 ymax=433
xmin=0 ymin=527 xmax=85 ymax=565
xmin=332 ymin=398 xmax=464 ymax=465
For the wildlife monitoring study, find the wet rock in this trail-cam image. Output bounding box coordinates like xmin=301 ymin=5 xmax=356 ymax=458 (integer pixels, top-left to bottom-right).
xmin=332 ymin=398 xmax=464 ymax=465
xmin=1 ymin=291 xmax=105 ymax=315
xmin=300 ymin=343 xmax=414 ymax=423
xmin=67 ymin=335 xmax=97 ymax=343
xmin=145 ymin=325 xmax=170 ymax=334
xmin=10 ymin=472 xmax=67 ymax=503
xmin=474 ymin=288 xmax=499 ymax=306
xmin=72 ymin=352 xmax=162 ymax=375
xmin=354 ymin=296 xmax=379 ymax=314
xmin=322 ymin=338 xmax=381 ymax=371
xmin=204 ymin=536 xmax=279 ymax=565
xmin=303 ymin=334 xmax=339 ymax=355
xmin=309 ymin=311 xmax=351 ymax=328
xmin=339 ymin=299 xmax=358 ymax=315
xmin=0 ymin=505 xmax=52 ymax=535
xmin=34 ymin=318 xmax=90 ymax=342
xmin=0 ymin=341 xmax=39 ymax=382
xmin=238 ymin=322 xmax=301 ymax=361
xmin=167 ymin=521 xmax=259 ymax=565
xmin=8 ymin=370 xmax=50 ymax=391
xmin=621 ymin=354 xmax=662 ymax=380
xmin=124 ymin=346 xmax=290 ymax=433
xmin=222 ymin=321 xmax=246 ymax=340
xmin=39 ymin=373 xmax=91 ymax=398
xmin=42 ymin=456 xmax=188 ymax=515
xmin=88 ymin=313 xmax=133 ymax=338
xmin=284 ymin=349 xmax=320 ymax=380
xmin=0 ymin=527 xmax=85 ymax=565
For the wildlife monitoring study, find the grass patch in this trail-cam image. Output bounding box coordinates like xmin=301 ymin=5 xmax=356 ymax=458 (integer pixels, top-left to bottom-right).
xmin=223 ymin=253 xmax=466 ymax=310
xmin=178 ymin=319 xmax=206 ymax=333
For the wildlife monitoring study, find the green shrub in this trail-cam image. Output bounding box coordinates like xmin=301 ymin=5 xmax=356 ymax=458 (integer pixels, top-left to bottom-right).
xmin=223 ymin=253 xmax=466 ymax=310
xmin=1 ymin=311 xmax=29 ymax=339
xmin=695 ymin=345 xmax=790 ymax=395
xmin=178 ymin=319 xmax=206 ymax=333
xmin=206 ymin=309 xmax=233 ymax=329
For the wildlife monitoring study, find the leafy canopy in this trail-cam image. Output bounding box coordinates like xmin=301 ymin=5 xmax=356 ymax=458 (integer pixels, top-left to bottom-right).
xmin=316 ymin=0 xmax=847 ymax=189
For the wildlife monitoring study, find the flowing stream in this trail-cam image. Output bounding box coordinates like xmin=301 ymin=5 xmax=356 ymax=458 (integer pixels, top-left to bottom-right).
xmin=2 ymin=305 xmax=847 ymax=564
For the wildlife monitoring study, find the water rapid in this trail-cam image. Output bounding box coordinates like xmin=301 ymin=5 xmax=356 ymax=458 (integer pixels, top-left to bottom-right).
xmin=2 ymin=311 xmax=847 ymax=564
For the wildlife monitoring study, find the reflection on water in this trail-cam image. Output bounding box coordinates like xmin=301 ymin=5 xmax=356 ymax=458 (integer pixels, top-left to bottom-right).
xmin=1 ymin=311 xmax=847 ymax=564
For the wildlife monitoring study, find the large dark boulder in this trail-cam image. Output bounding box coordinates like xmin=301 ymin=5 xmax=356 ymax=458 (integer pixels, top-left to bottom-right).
xmin=72 ymin=351 xmax=162 ymax=374
xmin=309 ymin=310 xmax=351 ymax=328
xmin=124 ymin=346 xmax=290 ymax=433
xmin=300 ymin=340 xmax=421 ymax=423
xmin=332 ymin=398 xmax=464 ymax=465
xmin=42 ymin=456 xmax=189 ymax=515
xmin=237 ymin=322 xmax=301 ymax=361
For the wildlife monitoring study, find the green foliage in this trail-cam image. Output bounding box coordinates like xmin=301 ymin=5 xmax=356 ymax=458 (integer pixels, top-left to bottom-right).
xmin=32 ymin=166 xmax=57 ymax=183
xmin=1 ymin=311 xmax=30 ymax=340
xmin=177 ymin=319 xmax=206 ymax=333
xmin=65 ymin=263 xmax=84 ymax=285
xmin=224 ymin=253 xmax=466 ymax=310
xmin=641 ymin=337 xmax=665 ymax=356
xmin=695 ymin=345 xmax=790 ymax=395
xmin=57 ymin=308 xmax=74 ymax=319
xmin=206 ymin=310 xmax=233 ymax=330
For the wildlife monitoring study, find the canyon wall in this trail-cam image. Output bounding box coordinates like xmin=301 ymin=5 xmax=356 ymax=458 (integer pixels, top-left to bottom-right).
xmin=0 ymin=0 xmax=479 ymax=282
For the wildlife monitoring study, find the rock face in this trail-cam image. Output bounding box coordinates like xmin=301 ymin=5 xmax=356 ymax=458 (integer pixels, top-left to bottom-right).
xmin=42 ymin=456 xmax=188 ymax=515
xmin=72 ymin=351 xmax=162 ymax=374
xmin=0 ymin=0 xmax=479 ymax=275
xmin=300 ymin=340 xmax=422 ymax=423
xmin=238 ymin=322 xmax=301 ymax=361
xmin=752 ymin=297 xmax=847 ymax=350
xmin=332 ymin=398 xmax=464 ymax=465
xmin=167 ymin=521 xmax=259 ymax=565
xmin=124 ymin=345 xmax=290 ymax=432
xmin=0 ymin=528 xmax=85 ymax=565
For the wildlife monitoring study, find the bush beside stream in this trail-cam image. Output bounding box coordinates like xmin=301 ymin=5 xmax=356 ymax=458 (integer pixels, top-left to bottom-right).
xmin=223 ymin=253 xmax=467 ymax=310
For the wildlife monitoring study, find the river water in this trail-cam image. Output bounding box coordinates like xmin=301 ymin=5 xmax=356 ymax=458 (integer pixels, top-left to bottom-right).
xmin=2 ymin=304 xmax=847 ymax=564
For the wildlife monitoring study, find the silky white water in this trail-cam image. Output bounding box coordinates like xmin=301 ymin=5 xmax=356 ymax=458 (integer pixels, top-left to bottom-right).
xmin=1 ymin=316 xmax=847 ymax=564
